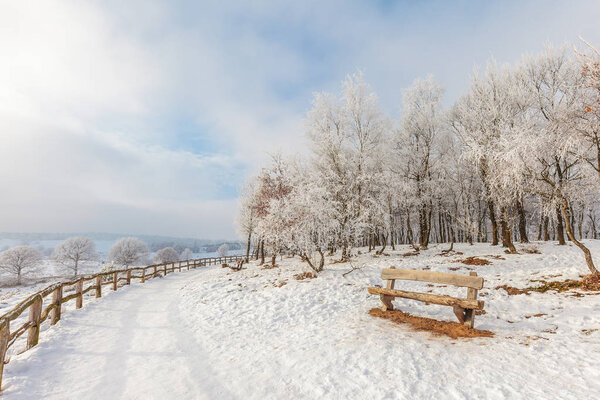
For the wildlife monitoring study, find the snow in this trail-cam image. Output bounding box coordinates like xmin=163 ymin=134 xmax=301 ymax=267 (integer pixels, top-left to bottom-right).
xmin=2 ymin=241 xmax=600 ymax=399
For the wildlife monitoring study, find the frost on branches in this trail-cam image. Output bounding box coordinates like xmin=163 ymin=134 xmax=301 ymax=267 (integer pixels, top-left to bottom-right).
xmin=52 ymin=237 xmax=96 ymax=277
xmin=237 ymin=44 xmax=600 ymax=277
xmin=108 ymin=237 xmax=149 ymax=268
xmin=0 ymin=246 xmax=42 ymax=284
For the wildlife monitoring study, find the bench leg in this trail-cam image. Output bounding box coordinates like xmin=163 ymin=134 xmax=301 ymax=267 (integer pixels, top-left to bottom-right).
xmin=453 ymin=305 xmax=465 ymax=324
xmin=381 ymin=295 xmax=394 ymax=311
xmin=463 ymin=272 xmax=478 ymax=329
xmin=381 ymin=271 xmax=396 ymax=311
xmin=463 ymin=309 xmax=474 ymax=328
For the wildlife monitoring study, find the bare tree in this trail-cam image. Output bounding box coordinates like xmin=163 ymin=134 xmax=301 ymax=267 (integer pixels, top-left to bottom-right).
xmin=0 ymin=246 xmax=42 ymax=284
xmin=154 ymin=247 xmax=179 ymax=264
xmin=108 ymin=237 xmax=149 ymax=268
xmin=52 ymin=237 xmax=96 ymax=276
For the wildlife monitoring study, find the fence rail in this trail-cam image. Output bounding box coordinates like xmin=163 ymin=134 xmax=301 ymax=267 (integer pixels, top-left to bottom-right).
xmin=0 ymin=255 xmax=245 ymax=391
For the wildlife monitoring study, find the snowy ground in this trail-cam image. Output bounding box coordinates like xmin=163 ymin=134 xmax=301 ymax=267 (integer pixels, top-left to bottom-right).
xmin=2 ymin=241 xmax=600 ymax=399
xmin=0 ymin=250 xmax=241 ymax=316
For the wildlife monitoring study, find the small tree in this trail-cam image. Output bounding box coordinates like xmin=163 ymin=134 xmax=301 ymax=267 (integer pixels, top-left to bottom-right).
xmin=108 ymin=237 xmax=149 ymax=268
xmin=217 ymin=244 xmax=229 ymax=258
xmin=0 ymin=246 xmax=42 ymax=284
xmin=52 ymin=237 xmax=96 ymax=276
xmin=236 ymin=178 xmax=259 ymax=263
xmin=180 ymin=248 xmax=193 ymax=261
xmin=154 ymin=247 xmax=179 ymax=264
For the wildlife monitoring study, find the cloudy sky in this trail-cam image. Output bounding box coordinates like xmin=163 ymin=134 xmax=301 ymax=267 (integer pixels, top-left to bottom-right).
xmin=1 ymin=0 xmax=599 ymax=239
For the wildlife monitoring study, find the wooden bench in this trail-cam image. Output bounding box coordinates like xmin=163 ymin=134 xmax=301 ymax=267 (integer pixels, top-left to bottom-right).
xmin=367 ymin=267 xmax=485 ymax=328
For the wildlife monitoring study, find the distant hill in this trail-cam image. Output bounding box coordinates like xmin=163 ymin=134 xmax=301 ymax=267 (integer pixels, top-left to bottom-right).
xmin=0 ymin=232 xmax=241 ymax=256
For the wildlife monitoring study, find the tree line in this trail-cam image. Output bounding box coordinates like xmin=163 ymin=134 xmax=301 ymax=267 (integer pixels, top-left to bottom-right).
xmin=0 ymin=237 xmax=196 ymax=285
xmin=236 ymin=42 xmax=600 ymax=276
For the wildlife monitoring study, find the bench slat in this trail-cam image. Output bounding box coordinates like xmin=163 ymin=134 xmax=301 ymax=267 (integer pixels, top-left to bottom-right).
xmin=367 ymin=287 xmax=484 ymax=310
xmin=381 ymin=269 xmax=483 ymax=289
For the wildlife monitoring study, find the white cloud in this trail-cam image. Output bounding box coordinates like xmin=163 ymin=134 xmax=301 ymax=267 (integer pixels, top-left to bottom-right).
xmin=1 ymin=0 xmax=599 ymax=239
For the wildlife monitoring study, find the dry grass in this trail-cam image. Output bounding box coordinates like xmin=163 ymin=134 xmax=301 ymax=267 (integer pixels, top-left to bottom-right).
xmin=459 ymin=257 xmax=491 ymax=266
xmin=402 ymin=251 xmax=420 ymax=257
xmin=294 ymin=271 xmax=315 ymax=280
xmin=496 ymin=274 xmax=600 ymax=295
xmin=520 ymin=245 xmax=541 ymax=254
xmin=369 ymin=308 xmax=494 ymax=339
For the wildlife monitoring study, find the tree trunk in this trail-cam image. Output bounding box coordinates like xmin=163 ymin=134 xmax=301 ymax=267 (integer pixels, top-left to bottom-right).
xmin=556 ymin=207 xmax=566 ymax=245
xmin=560 ymin=199 xmax=599 ymax=275
xmin=543 ymin=216 xmax=549 ymax=241
xmin=406 ymin=209 xmax=414 ymax=246
xmin=245 ymin=232 xmax=252 ymax=263
xmin=377 ymin=233 xmax=388 ymax=255
xmin=418 ymin=205 xmax=431 ymax=250
xmin=259 ymin=240 xmax=265 ymax=265
xmin=516 ymin=200 xmax=529 ymax=243
xmin=318 ymin=248 xmax=325 ymax=272
xmin=488 ymin=200 xmax=499 ymax=246
xmin=500 ymin=207 xmax=517 ymax=253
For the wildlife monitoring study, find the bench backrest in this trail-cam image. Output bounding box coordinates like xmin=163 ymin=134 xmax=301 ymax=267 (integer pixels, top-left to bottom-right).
xmin=381 ymin=268 xmax=483 ymax=290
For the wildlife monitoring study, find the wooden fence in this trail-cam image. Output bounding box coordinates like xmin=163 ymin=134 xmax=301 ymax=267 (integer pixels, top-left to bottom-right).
xmin=0 ymin=255 xmax=245 ymax=391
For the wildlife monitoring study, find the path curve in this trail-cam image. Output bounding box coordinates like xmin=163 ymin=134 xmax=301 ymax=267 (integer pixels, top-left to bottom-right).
xmin=2 ymin=268 xmax=234 ymax=400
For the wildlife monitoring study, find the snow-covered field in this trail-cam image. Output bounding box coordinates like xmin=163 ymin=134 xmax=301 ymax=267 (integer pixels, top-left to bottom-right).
xmin=2 ymin=241 xmax=600 ymax=399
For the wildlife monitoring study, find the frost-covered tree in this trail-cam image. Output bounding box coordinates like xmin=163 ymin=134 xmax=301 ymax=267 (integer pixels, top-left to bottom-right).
xmin=396 ymin=76 xmax=446 ymax=250
xmin=509 ymin=46 xmax=599 ymax=274
xmin=283 ymin=161 xmax=338 ymax=272
xmin=450 ymin=61 xmax=525 ymax=252
xmin=253 ymin=154 xmax=294 ymax=266
xmin=217 ymin=244 xmax=229 ymax=258
xmin=306 ymin=72 xmax=389 ymax=258
xmin=0 ymin=246 xmax=42 ymax=284
xmin=237 ymin=44 xmax=600 ymax=275
xmin=154 ymin=247 xmax=179 ymax=264
xmin=108 ymin=237 xmax=149 ymax=268
xmin=52 ymin=237 xmax=96 ymax=276
xmin=575 ymin=38 xmax=600 ymax=182
xmin=236 ymin=177 xmax=259 ymax=262
xmin=180 ymin=248 xmax=193 ymax=261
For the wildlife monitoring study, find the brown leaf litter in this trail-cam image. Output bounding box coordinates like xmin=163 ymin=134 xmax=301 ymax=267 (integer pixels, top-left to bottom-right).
xmin=459 ymin=257 xmax=491 ymax=266
xmin=369 ymin=308 xmax=494 ymax=339
xmin=496 ymin=274 xmax=600 ymax=295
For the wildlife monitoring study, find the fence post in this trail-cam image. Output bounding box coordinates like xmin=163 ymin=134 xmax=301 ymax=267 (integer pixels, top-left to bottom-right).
xmin=141 ymin=268 xmax=146 ymax=283
xmin=164 ymin=264 xmax=168 ymax=276
xmin=95 ymin=275 xmax=102 ymax=298
xmin=50 ymin=286 xmax=62 ymax=325
xmin=126 ymin=270 xmax=132 ymax=285
xmin=178 ymin=262 xmax=182 ymax=272
xmin=27 ymin=295 xmax=42 ymax=349
xmin=76 ymin=279 xmax=83 ymax=309
xmin=0 ymin=318 xmax=9 ymax=392
xmin=112 ymin=272 xmax=118 ymax=291
xmin=153 ymin=265 xmax=157 ymax=277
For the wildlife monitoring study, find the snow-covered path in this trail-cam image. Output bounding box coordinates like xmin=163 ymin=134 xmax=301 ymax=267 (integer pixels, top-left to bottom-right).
xmin=3 ymin=269 xmax=234 ymax=400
